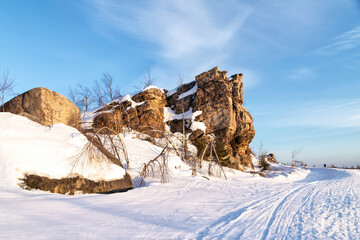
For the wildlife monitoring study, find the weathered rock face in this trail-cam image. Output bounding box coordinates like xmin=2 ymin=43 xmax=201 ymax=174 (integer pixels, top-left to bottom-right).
xmin=93 ymin=87 xmax=167 ymax=137
xmin=0 ymin=87 xmax=80 ymax=128
xmin=170 ymin=67 xmax=255 ymax=170
xmin=93 ymin=67 xmax=255 ymax=170
xmin=21 ymin=173 xmax=133 ymax=195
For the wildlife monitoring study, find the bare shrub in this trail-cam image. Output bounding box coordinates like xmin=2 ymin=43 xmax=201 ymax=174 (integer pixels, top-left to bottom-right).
xmin=71 ymin=138 xmax=111 ymax=173
xmin=78 ymin=126 xmax=129 ymax=170
xmin=134 ymin=68 xmax=155 ymax=91
xmin=139 ymin=145 xmax=170 ymax=186
xmin=256 ymin=142 xmax=269 ymax=171
xmin=199 ymin=139 xmax=227 ymax=179
xmin=135 ymin=126 xmax=181 ymax=157
xmin=142 ymin=68 xmax=154 ymax=89
xmin=259 ymin=155 xmax=270 ymax=171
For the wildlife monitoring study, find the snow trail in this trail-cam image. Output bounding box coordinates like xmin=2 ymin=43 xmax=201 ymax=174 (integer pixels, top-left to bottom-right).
xmin=196 ymin=168 xmax=359 ymax=240
xmin=1 ymin=167 xmax=359 ymax=239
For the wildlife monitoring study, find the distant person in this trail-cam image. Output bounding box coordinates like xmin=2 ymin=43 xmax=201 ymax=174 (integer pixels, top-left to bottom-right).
xmin=324 ymin=164 xmax=327 ymax=168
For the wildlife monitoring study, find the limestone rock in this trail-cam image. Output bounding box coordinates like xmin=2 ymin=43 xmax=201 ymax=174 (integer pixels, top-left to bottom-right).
xmin=1 ymin=87 xmax=80 ymax=128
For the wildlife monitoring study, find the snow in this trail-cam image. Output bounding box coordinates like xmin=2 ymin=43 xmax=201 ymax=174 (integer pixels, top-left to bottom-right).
xmin=178 ymin=83 xmax=197 ymax=100
xmin=166 ymin=83 xmax=198 ymax=99
xmin=143 ymin=85 xmax=163 ymax=92
xmin=0 ymin=113 xmax=126 ymax=187
xmin=121 ymin=94 xmax=145 ymax=111
xmin=166 ymin=88 xmax=177 ymax=97
xmin=81 ymin=111 xmax=98 ymax=129
xmin=1 ymin=113 xmax=360 ymax=239
xmin=163 ymin=107 xmax=192 ymax=122
xmin=189 ymin=120 xmax=207 ymax=132
xmin=163 ymin=107 xmax=206 ymax=132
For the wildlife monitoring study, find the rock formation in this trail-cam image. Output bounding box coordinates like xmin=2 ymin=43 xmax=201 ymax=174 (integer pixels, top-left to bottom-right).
xmin=267 ymin=153 xmax=278 ymax=163
xmin=192 ymin=67 xmax=255 ymax=170
xmin=93 ymin=67 xmax=255 ymax=170
xmin=93 ymin=87 xmax=167 ymax=137
xmin=21 ymin=173 xmax=133 ymax=195
xmin=0 ymin=87 xmax=80 ymax=128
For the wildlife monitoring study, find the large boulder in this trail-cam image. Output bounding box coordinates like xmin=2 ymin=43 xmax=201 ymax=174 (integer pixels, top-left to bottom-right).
xmin=0 ymin=87 xmax=80 ymax=128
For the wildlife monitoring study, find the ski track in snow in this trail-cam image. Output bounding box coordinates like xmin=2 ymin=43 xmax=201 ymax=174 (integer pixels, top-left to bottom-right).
xmin=1 ymin=168 xmax=360 ymax=239
xmin=196 ymin=168 xmax=359 ymax=240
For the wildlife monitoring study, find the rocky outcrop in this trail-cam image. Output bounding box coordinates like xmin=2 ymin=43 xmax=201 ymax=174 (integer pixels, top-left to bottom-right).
xmin=191 ymin=67 xmax=255 ymax=170
xmin=0 ymin=87 xmax=80 ymax=128
xmin=162 ymin=67 xmax=254 ymax=170
xmin=21 ymin=173 xmax=133 ymax=195
xmin=93 ymin=87 xmax=167 ymax=137
xmin=93 ymin=67 xmax=255 ymax=170
xmin=267 ymin=153 xmax=277 ymax=163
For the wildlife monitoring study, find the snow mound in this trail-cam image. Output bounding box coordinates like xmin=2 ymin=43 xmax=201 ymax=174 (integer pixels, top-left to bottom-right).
xmin=0 ymin=113 xmax=126 ymax=189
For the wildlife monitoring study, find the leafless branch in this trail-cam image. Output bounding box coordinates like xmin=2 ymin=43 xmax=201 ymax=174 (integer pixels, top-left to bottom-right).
xmin=0 ymin=69 xmax=15 ymax=109
xmin=102 ymin=73 xmax=121 ymax=103
xmin=140 ymin=145 xmax=169 ymax=185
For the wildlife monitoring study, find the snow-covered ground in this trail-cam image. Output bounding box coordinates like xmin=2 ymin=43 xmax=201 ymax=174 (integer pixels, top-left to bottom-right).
xmin=1 ymin=166 xmax=359 ymax=239
xmin=1 ymin=113 xmax=359 ymax=239
xmin=0 ymin=113 xmax=126 ymax=186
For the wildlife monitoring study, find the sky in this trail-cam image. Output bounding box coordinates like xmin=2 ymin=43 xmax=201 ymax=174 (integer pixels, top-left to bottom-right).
xmin=1 ymin=0 xmax=360 ymax=167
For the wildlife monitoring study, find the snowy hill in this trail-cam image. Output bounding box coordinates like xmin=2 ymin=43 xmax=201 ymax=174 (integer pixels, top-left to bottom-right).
xmin=0 ymin=112 xmax=126 ymax=189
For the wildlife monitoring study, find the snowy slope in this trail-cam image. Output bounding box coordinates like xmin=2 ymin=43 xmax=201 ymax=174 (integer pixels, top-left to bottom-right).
xmin=1 ymin=113 xmax=359 ymax=239
xmin=0 ymin=113 xmax=126 ymax=188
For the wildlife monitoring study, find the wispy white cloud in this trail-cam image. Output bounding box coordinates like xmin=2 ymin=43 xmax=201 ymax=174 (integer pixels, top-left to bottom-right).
xmin=86 ymin=0 xmax=351 ymax=89
xmin=315 ymin=26 xmax=360 ymax=55
xmin=90 ymin=0 xmax=250 ymax=59
xmin=89 ymin=0 xmax=254 ymax=88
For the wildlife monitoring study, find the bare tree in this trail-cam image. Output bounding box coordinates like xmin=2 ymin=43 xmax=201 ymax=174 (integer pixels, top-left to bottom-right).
xmin=68 ymin=86 xmax=76 ymax=104
xmin=74 ymin=83 xmax=94 ymax=112
xmin=0 ymin=70 xmax=15 ymax=110
xmin=178 ymin=74 xmax=189 ymax=162
xmin=101 ymin=73 xmax=121 ymax=103
xmin=92 ymin=80 xmax=105 ymax=107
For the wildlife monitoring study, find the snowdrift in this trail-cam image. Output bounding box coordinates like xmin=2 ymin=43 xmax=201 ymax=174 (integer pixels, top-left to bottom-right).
xmin=0 ymin=113 xmax=127 ymax=190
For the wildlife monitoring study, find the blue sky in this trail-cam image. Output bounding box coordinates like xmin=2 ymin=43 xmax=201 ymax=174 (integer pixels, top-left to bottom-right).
xmin=1 ymin=0 xmax=360 ymax=166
